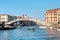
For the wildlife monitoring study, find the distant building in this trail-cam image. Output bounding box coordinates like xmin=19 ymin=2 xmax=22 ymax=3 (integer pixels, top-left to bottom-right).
xmin=22 ymin=14 xmax=27 ymax=19
xmin=16 ymin=14 xmax=27 ymax=19
xmin=16 ymin=14 xmax=32 ymax=20
xmin=0 ymin=14 xmax=16 ymax=22
xmin=45 ymin=8 xmax=60 ymax=28
xmin=16 ymin=16 xmax=22 ymax=19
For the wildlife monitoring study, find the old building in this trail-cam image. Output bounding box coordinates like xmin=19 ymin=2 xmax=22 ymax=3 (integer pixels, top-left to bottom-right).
xmin=16 ymin=14 xmax=27 ymax=19
xmin=0 ymin=14 xmax=16 ymax=22
xmin=45 ymin=8 xmax=60 ymax=28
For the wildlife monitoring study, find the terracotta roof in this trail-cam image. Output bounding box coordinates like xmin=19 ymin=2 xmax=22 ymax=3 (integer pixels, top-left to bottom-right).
xmin=46 ymin=8 xmax=60 ymax=13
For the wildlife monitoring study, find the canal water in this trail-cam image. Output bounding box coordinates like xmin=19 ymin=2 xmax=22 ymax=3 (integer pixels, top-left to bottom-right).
xmin=0 ymin=25 xmax=60 ymax=40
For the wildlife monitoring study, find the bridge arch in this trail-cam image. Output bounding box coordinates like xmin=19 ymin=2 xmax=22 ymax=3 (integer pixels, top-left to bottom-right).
xmin=5 ymin=19 xmax=46 ymax=26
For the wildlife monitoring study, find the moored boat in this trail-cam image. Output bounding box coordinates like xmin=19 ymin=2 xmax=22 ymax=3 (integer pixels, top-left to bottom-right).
xmin=57 ymin=29 xmax=60 ymax=31
xmin=39 ymin=26 xmax=47 ymax=28
xmin=27 ymin=27 xmax=35 ymax=30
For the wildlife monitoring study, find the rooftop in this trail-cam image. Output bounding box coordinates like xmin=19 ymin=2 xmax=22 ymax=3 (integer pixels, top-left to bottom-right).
xmin=46 ymin=8 xmax=60 ymax=13
xmin=0 ymin=14 xmax=10 ymax=15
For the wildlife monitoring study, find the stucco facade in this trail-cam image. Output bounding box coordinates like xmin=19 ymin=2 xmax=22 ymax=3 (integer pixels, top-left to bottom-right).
xmin=45 ymin=8 xmax=60 ymax=28
xmin=0 ymin=14 xmax=16 ymax=22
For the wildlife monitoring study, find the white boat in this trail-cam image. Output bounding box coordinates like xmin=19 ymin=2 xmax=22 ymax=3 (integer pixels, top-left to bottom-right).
xmin=57 ymin=29 xmax=60 ymax=31
xmin=39 ymin=26 xmax=47 ymax=28
xmin=49 ymin=27 xmax=53 ymax=30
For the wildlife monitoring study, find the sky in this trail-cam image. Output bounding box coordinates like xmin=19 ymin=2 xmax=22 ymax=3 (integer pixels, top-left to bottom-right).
xmin=0 ymin=0 xmax=60 ymax=21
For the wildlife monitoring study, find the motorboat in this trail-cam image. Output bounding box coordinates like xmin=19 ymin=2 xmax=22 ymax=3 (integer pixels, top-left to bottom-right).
xmin=39 ymin=26 xmax=47 ymax=28
xmin=4 ymin=25 xmax=16 ymax=29
xmin=27 ymin=27 xmax=35 ymax=30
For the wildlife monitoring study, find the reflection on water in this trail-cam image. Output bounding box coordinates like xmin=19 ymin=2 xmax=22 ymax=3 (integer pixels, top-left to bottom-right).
xmin=3 ymin=30 xmax=8 ymax=40
xmin=0 ymin=25 xmax=60 ymax=40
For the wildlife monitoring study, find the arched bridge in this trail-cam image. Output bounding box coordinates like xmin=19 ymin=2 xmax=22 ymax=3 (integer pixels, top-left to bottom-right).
xmin=5 ymin=19 xmax=51 ymax=26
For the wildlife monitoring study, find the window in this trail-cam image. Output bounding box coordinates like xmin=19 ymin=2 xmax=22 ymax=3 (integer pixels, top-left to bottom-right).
xmin=2 ymin=18 xmax=5 ymax=20
xmin=54 ymin=20 xmax=55 ymax=21
xmin=2 ymin=18 xmax=3 ymax=20
xmin=51 ymin=14 xmax=52 ymax=15
xmin=50 ymin=17 xmax=52 ymax=19
xmin=54 ymin=20 xmax=57 ymax=21
xmin=51 ymin=20 xmax=52 ymax=21
xmin=4 ymin=18 xmax=5 ymax=20
xmin=47 ymin=17 xmax=48 ymax=19
xmin=54 ymin=14 xmax=57 ymax=15
xmin=56 ymin=20 xmax=57 ymax=21
xmin=47 ymin=14 xmax=48 ymax=15
xmin=54 ymin=17 xmax=57 ymax=18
